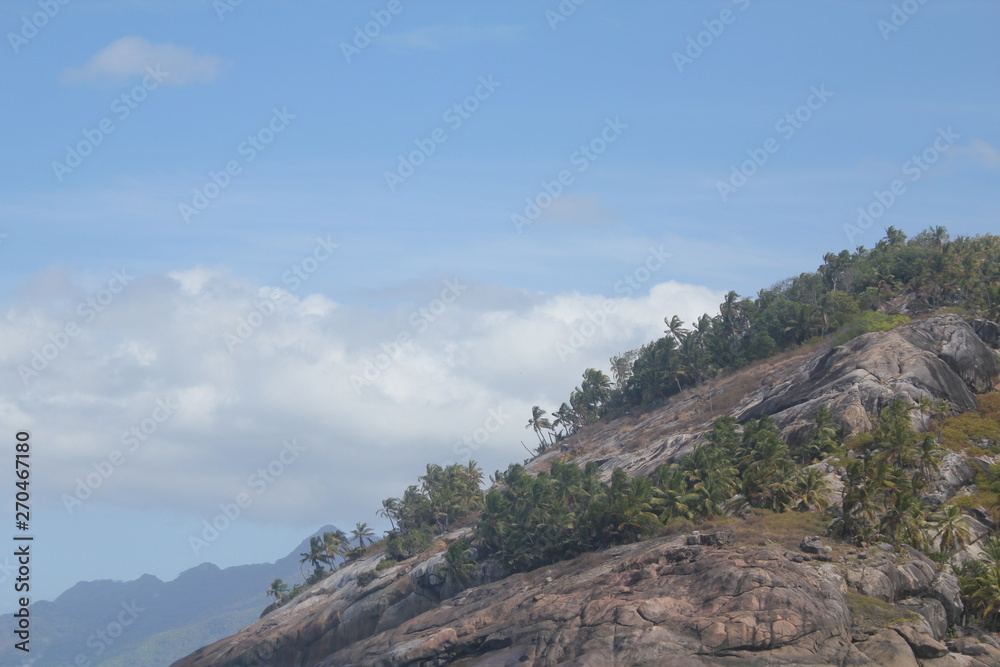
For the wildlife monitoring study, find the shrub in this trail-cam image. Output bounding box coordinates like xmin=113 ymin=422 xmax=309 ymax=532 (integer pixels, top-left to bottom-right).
xmin=834 ymin=312 xmax=910 ymax=345
xmin=356 ymin=571 xmax=378 ymax=587
xmin=375 ymin=558 xmax=397 ymax=572
xmin=385 ymin=527 xmax=433 ymax=561
xmin=937 ymin=394 xmax=1000 ymax=451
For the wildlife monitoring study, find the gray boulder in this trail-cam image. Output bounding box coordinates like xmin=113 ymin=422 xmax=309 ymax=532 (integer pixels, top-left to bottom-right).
xmin=973 ymin=318 xmax=1000 ymax=349
xmin=736 ymin=315 xmax=997 ymax=444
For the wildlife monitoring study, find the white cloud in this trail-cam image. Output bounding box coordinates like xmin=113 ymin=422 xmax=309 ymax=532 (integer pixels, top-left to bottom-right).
xmin=954 ymin=139 xmax=1000 ymax=168
xmin=0 ymin=268 xmax=722 ymax=530
xmin=62 ymin=37 xmax=225 ymax=86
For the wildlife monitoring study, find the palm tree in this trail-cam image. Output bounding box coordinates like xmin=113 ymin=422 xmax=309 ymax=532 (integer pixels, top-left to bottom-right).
xmin=931 ymin=505 xmax=971 ymax=554
xmin=651 ymin=466 xmax=694 ymax=522
xmin=438 ymin=537 xmax=477 ymax=586
xmin=378 ymin=497 xmax=400 ymax=532
xmin=783 ymin=303 xmax=818 ymax=344
xmin=797 ymin=407 xmax=839 ymax=463
xmin=321 ymin=530 xmax=349 ymax=567
xmin=551 ymin=403 xmax=578 ymax=439
xmin=266 ymin=578 xmax=289 ymax=601
xmin=465 ymin=460 xmax=484 ymax=488
xmin=300 ymin=536 xmax=327 ymax=574
xmin=930 ymin=225 xmax=949 ymax=251
xmin=793 ymin=468 xmax=830 ymax=511
xmin=526 ymin=406 xmax=553 ymax=447
xmin=663 ymin=315 xmax=688 ymax=342
xmin=352 ymin=522 xmax=375 ymax=548
xmin=609 ymin=352 xmax=636 ymax=390
xmin=878 ymin=492 xmax=926 ymax=548
xmin=962 ymin=538 xmax=1000 ymax=628
xmin=913 ymin=435 xmax=943 ymax=493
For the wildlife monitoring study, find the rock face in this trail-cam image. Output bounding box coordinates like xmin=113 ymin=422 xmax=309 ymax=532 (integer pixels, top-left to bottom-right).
xmin=974 ymin=318 xmax=1000 ymax=350
xmin=175 ymin=537 xmax=865 ymax=666
xmin=736 ymin=315 xmax=997 ymax=443
xmin=524 ymin=315 xmax=997 ymax=479
xmin=172 ymin=532 xmax=998 ymax=666
xmin=171 ymin=316 xmax=1000 ymax=667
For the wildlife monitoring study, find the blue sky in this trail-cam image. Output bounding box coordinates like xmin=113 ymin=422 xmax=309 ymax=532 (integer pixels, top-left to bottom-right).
xmin=0 ymin=0 xmax=998 ymax=613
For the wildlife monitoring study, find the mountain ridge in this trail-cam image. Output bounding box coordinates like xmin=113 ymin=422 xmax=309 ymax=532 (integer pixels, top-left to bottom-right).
xmin=0 ymin=525 xmax=339 ymax=667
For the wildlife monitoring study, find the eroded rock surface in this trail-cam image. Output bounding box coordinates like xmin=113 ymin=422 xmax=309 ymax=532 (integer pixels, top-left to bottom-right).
xmin=176 ymin=537 xmax=868 ymax=666
xmin=737 ymin=315 xmax=997 ymax=443
xmin=171 ymin=316 xmax=1000 ymax=666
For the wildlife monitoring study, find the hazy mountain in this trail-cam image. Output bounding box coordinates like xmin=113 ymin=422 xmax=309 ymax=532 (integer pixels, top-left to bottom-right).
xmin=0 ymin=526 xmax=337 ymax=667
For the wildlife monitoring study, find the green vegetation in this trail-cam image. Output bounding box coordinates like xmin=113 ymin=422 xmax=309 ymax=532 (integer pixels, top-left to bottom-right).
xmin=527 ymin=228 xmax=999 ymax=434
xmin=847 ymin=591 xmax=922 ymax=633
xmin=960 ymin=538 xmax=1000 ymax=629
xmin=828 ymin=399 xmax=945 ymax=548
xmin=937 ymin=394 xmax=1000 ymax=452
xmin=379 ymin=462 xmax=485 ymax=561
xmin=265 ymin=578 xmax=289 ymax=602
xmin=475 ymin=410 xmax=840 ymax=575
xmin=273 ymin=227 xmax=1000 ymax=632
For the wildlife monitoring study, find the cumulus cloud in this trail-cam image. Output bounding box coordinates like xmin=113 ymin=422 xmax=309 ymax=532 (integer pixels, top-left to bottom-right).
xmin=62 ymin=37 xmax=225 ymax=86
xmin=0 ymin=267 xmax=722 ymax=530
xmin=953 ymin=139 xmax=1000 ymax=168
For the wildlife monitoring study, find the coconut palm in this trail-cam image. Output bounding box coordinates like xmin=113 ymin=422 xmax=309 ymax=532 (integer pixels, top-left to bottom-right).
xmin=793 ymin=468 xmax=831 ymax=511
xmin=438 ymin=537 xmax=477 ymax=586
xmin=378 ymin=497 xmax=400 ymax=532
xmin=266 ymin=578 xmax=289 ymax=600
xmin=526 ymin=406 xmax=553 ymax=447
xmin=352 ymin=522 xmax=375 ymax=548
xmin=300 ymin=536 xmax=327 ymax=574
xmin=878 ymin=492 xmax=926 ymax=548
xmin=551 ymin=403 xmax=578 ymax=438
xmin=930 ymin=504 xmax=972 ymax=554
xmin=663 ymin=315 xmax=688 ymax=341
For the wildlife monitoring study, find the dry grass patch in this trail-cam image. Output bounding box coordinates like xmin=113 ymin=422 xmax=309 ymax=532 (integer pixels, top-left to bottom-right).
xmin=726 ymin=511 xmax=830 ymax=551
xmin=936 ymin=392 xmax=1000 ymax=452
xmin=847 ymin=591 xmax=920 ymax=633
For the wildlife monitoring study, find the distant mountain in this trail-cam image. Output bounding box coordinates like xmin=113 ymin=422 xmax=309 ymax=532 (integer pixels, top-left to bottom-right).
xmin=0 ymin=526 xmax=338 ymax=667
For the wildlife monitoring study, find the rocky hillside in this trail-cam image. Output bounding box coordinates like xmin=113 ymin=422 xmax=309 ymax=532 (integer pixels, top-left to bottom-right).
xmin=173 ymin=314 xmax=1000 ymax=666
xmin=527 ymin=314 xmax=998 ymax=479
xmin=0 ymin=527 xmax=338 ymax=667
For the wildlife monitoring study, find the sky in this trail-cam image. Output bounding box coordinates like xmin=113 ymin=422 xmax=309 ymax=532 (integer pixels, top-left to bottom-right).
xmin=0 ymin=0 xmax=998 ymax=613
